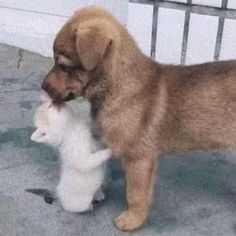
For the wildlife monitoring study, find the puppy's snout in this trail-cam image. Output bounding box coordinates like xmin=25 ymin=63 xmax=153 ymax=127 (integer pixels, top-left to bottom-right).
xmin=41 ymin=81 xmax=49 ymax=92
xmin=41 ymin=81 xmax=56 ymax=98
xmin=41 ymin=80 xmax=64 ymax=101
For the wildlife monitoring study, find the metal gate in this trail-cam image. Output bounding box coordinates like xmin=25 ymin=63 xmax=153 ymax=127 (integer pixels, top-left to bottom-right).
xmin=129 ymin=0 xmax=236 ymax=64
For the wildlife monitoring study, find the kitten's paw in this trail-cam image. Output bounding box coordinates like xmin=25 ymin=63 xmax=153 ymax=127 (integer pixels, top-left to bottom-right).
xmin=93 ymin=189 xmax=105 ymax=201
xmin=59 ymin=194 xmax=93 ymax=213
xmin=88 ymin=203 xmax=93 ymax=211
xmin=62 ymin=202 xmax=92 ymax=213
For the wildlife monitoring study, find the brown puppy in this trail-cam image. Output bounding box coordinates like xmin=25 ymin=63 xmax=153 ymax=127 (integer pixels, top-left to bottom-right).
xmin=42 ymin=6 xmax=236 ymax=231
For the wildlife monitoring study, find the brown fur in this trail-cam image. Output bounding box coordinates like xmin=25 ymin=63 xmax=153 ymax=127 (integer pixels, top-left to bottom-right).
xmin=42 ymin=6 xmax=236 ymax=231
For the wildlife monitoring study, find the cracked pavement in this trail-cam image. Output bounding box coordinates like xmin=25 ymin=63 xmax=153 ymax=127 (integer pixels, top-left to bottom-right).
xmin=0 ymin=43 xmax=236 ymax=236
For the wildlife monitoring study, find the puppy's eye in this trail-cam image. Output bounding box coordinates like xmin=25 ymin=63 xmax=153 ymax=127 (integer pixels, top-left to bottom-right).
xmin=58 ymin=64 xmax=83 ymax=76
xmin=59 ymin=64 xmax=69 ymax=73
xmin=59 ymin=64 xmax=77 ymax=77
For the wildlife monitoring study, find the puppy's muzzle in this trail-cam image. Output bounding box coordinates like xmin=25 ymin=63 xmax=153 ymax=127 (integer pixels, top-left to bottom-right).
xmin=41 ymin=81 xmax=50 ymax=93
xmin=41 ymin=81 xmax=75 ymax=102
xmin=41 ymin=81 xmax=60 ymax=101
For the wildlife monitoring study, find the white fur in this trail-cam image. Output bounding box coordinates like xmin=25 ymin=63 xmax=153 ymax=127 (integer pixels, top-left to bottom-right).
xmin=31 ymin=101 xmax=111 ymax=212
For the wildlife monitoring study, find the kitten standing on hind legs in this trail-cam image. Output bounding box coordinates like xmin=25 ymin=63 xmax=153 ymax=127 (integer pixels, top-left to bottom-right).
xmin=57 ymin=146 xmax=110 ymax=212
xmin=31 ymin=98 xmax=111 ymax=212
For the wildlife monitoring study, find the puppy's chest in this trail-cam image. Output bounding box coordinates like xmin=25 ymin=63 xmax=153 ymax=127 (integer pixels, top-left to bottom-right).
xmin=95 ymin=114 xmax=118 ymax=140
xmin=96 ymin=108 xmax=140 ymax=154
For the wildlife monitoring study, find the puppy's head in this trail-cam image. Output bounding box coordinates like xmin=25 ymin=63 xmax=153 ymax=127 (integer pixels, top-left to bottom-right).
xmin=42 ymin=7 xmax=118 ymax=102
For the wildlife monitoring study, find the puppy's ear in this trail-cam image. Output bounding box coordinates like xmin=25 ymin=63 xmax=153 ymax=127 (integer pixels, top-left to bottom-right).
xmin=76 ymin=25 xmax=112 ymax=71
xmin=31 ymin=129 xmax=47 ymax=143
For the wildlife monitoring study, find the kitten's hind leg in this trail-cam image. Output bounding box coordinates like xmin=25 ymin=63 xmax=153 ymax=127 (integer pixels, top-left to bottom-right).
xmin=59 ymin=194 xmax=93 ymax=212
xmin=88 ymin=203 xmax=93 ymax=211
xmin=93 ymin=188 xmax=105 ymax=202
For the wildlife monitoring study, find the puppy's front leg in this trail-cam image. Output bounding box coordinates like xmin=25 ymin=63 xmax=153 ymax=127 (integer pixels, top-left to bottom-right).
xmin=115 ymin=154 xmax=158 ymax=231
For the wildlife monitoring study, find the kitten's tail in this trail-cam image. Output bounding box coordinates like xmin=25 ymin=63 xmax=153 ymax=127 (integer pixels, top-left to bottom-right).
xmin=25 ymin=188 xmax=56 ymax=204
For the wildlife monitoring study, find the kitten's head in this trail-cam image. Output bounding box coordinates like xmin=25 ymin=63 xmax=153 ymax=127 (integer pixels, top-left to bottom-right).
xmin=31 ymin=102 xmax=72 ymax=147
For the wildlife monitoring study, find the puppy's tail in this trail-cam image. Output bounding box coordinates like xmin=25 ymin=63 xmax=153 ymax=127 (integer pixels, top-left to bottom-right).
xmin=25 ymin=188 xmax=56 ymax=204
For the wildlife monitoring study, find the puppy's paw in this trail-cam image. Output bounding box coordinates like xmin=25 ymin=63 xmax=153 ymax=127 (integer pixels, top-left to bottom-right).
xmin=114 ymin=211 xmax=145 ymax=232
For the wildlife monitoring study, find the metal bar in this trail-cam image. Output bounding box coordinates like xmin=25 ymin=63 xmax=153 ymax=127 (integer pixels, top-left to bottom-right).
xmin=181 ymin=0 xmax=191 ymax=64
xmin=150 ymin=3 xmax=159 ymax=59
xmin=214 ymin=0 xmax=228 ymax=61
xmin=129 ymin=0 xmax=236 ymax=20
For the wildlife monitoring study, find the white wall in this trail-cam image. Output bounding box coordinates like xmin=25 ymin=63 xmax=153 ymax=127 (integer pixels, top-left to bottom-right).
xmin=0 ymin=0 xmax=236 ymax=64
xmin=128 ymin=1 xmax=236 ymax=64
xmin=0 ymin=0 xmax=128 ymax=57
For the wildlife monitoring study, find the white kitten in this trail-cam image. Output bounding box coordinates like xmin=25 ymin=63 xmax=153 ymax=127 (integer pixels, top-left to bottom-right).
xmin=31 ymin=101 xmax=111 ymax=212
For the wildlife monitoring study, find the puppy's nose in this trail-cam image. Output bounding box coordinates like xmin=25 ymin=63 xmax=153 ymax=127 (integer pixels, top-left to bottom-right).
xmin=41 ymin=81 xmax=49 ymax=92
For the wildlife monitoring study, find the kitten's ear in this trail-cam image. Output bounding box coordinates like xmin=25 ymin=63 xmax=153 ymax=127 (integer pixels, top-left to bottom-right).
xmin=31 ymin=129 xmax=47 ymax=143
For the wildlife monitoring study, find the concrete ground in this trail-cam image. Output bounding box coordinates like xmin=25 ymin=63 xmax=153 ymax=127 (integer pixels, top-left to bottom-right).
xmin=0 ymin=42 xmax=236 ymax=236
